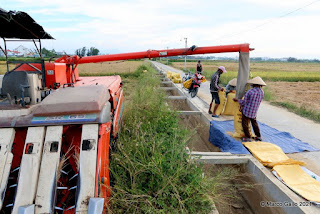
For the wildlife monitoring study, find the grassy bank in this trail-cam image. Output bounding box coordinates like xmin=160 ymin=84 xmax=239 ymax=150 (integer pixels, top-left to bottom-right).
xmin=107 ymin=64 xmax=244 ymax=213
xmin=263 ymin=87 xmax=320 ymax=123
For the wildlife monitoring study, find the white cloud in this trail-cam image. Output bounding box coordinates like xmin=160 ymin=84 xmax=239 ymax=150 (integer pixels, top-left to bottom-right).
xmin=238 ymin=0 xmax=320 ymax=11
xmin=4 ymin=0 xmax=320 ymax=58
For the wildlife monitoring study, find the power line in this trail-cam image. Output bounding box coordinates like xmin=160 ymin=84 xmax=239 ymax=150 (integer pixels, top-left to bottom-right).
xmin=215 ymin=0 xmax=320 ymax=41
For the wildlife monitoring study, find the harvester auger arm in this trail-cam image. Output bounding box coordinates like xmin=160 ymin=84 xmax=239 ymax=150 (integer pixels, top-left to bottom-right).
xmin=55 ymin=43 xmax=253 ymax=65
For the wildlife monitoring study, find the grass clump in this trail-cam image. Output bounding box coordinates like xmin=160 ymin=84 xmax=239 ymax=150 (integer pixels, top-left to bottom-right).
xmin=108 ymin=66 xmax=211 ymax=213
xmin=262 ymin=86 xmax=274 ymax=102
xmin=273 ymin=102 xmax=320 ymax=123
xmin=108 ymin=64 xmax=243 ymax=213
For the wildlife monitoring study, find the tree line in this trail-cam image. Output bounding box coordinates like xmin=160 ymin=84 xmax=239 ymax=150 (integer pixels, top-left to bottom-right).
xmin=75 ymin=47 xmax=100 ymax=57
xmin=41 ymin=48 xmax=57 ymax=57
xmin=40 ymin=47 xmax=100 ymax=57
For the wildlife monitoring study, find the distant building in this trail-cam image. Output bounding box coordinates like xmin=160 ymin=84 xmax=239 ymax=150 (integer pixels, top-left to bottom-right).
xmin=7 ymin=50 xmax=19 ymax=57
xmin=13 ymin=45 xmax=32 ymax=57
xmin=2 ymin=45 xmax=39 ymax=57
xmin=2 ymin=46 xmax=71 ymax=58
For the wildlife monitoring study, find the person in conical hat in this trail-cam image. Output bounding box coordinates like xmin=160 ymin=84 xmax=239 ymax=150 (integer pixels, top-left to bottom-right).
xmin=233 ymin=76 xmax=266 ymax=142
xmin=225 ymin=78 xmax=237 ymax=94
xmin=247 ymin=76 xmax=266 ymax=86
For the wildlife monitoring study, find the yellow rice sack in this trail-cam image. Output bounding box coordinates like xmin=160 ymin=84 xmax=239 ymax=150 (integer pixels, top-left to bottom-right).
xmin=166 ymin=71 xmax=173 ymax=79
xmin=202 ymin=77 xmax=207 ymax=82
xmin=211 ymin=90 xmax=226 ymax=116
xmin=273 ymin=165 xmax=320 ymax=202
xmin=171 ymin=73 xmax=181 ymax=79
xmin=183 ymin=79 xmax=192 ymax=89
xmin=243 ymin=142 xmax=305 ymax=167
xmin=222 ymin=91 xmax=236 ymax=116
xmin=232 ymin=102 xmax=253 ymax=138
xmin=173 ymin=77 xmax=182 ymax=83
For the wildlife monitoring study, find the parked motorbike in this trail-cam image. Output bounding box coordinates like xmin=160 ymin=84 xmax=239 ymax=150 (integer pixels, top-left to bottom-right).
xmin=188 ymin=73 xmax=205 ymax=98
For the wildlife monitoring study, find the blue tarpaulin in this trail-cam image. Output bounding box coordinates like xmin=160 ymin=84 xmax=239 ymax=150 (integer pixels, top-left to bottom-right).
xmin=209 ymin=120 xmax=319 ymax=154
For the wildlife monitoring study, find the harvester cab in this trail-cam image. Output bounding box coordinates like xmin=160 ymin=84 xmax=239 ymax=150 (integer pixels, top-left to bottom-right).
xmin=0 ymin=8 xmax=253 ymax=214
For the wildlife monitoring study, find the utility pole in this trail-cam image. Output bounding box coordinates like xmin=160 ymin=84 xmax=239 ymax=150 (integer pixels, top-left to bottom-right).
xmin=167 ymin=47 xmax=169 ymax=65
xmin=184 ymin=38 xmax=187 ymax=71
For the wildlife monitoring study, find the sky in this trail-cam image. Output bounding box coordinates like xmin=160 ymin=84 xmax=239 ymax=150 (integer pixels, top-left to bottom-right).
xmin=1 ymin=0 xmax=320 ymax=59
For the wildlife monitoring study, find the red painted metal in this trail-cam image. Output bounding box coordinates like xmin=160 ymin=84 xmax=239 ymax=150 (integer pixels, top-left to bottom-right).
xmin=112 ymin=89 xmax=123 ymax=137
xmin=55 ymin=43 xmax=252 ymax=65
xmin=11 ymin=128 xmax=28 ymax=169
xmin=95 ymin=122 xmax=112 ymax=199
xmin=14 ymin=62 xmax=79 ymax=88
xmin=74 ymin=75 xmax=121 ymax=92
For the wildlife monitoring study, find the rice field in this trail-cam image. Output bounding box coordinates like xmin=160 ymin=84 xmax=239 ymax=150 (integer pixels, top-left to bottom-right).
xmin=78 ymin=60 xmax=144 ymax=75
xmin=218 ymin=71 xmax=320 ymax=84
xmin=172 ymin=60 xmax=320 ymax=72
xmin=172 ymin=61 xmax=320 ymax=84
xmin=0 ymin=62 xmax=15 ymax=74
xmin=172 ymin=60 xmax=320 ymax=122
xmin=0 ymin=60 xmax=144 ymax=76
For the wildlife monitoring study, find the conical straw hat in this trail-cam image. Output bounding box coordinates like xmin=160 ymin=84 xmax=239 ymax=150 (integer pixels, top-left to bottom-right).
xmin=247 ymin=76 xmax=266 ymax=86
xmin=228 ymin=78 xmax=237 ymax=87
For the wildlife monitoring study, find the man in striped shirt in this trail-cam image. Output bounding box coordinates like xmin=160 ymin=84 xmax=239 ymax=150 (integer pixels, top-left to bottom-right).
xmin=233 ymin=76 xmax=266 ymax=142
xmin=209 ymin=66 xmax=227 ymax=117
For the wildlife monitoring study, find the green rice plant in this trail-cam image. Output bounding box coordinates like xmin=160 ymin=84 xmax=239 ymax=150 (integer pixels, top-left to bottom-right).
xmin=173 ymin=61 xmax=320 ymax=84
xmin=251 ymin=71 xmax=320 ymax=82
xmin=205 ymin=70 xmax=320 ymax=85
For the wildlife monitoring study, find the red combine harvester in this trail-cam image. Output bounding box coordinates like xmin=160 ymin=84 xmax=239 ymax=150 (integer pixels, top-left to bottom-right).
xmin=0 ymin=9 xmax=252 ymax=214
